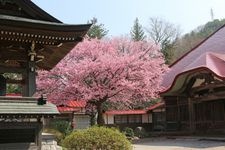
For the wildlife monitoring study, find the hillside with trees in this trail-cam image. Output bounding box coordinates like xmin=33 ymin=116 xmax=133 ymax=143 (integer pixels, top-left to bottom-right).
xmin=171 ymin=19 xmax=225 ymax=64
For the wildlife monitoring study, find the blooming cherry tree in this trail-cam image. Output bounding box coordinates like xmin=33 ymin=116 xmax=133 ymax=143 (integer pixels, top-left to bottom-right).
xmin=37 ymin=37 xmax=167 ymax=125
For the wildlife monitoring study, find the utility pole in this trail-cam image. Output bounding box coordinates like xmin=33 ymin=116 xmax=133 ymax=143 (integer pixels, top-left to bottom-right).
xmin=210 ymin=8 xmax=214 ymax=21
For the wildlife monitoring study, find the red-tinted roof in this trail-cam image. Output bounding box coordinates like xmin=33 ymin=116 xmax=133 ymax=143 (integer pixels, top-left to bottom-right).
xmin=162 ymin=52 xmax=225 ymax=93
xmin=105 ymin=110 xmax=146 ymax=115
xmin=147 ymin=102 xmax=164 ymax=111
xmin=67 ymin=100 xmax=86 ymax=108
xmin=162 ymin=25 xmax=225 ymax=92
xmin=56 ymin=100 xmax=86 ymax=113
xmin=105 ymin=102 xmax=165 ymax=115
xmin=57 ymin=106 xmax=79 ymax=112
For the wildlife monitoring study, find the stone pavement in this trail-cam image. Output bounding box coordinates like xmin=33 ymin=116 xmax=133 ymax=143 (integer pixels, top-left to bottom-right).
xmin=133 ymin=136 xmax=225 ymax=150
xmin=41 ymin=139 xmax=62 ymax=150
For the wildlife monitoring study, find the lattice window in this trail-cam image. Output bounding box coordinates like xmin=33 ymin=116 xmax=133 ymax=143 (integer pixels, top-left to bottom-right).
xmin=128 ymin=115 xmax=142 ymax=123
xmin=114 ymin=115 xmax=127 ymax=124
xmin=114 ymin=114 xmax=142 ymax=124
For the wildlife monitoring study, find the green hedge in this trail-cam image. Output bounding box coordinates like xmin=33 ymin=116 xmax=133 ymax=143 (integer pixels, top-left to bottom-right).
xmin=62 ymin=126 xmax=132 ymax=150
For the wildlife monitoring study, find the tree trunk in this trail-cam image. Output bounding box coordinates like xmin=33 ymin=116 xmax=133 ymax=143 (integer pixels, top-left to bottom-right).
xmin=90 ymin=113 xmax=96 ymax=126
xmin=96 ymin=102 xmax=105 ymax=125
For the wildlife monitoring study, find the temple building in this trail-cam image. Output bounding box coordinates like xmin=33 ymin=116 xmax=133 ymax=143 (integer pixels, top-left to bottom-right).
xmin=0 ymin=0 xmax=90 ymax=149
xmin=161 ymin=24 xmax=225 ymax=134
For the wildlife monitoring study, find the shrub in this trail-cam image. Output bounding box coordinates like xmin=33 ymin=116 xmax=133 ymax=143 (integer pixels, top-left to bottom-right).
xmin=49 ymin=120 xmax=72 ymax=135
xmin=123 ymin=127 xmax=134 ymax=137
xmin=62 ymin=126 xmax=132 ymax=150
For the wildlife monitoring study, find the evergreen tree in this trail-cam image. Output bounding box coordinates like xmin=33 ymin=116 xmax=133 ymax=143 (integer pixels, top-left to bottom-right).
xmin=130 ymin=18 xmax=146 ymax=41
xmin=87 ymin=17 xmax=108 ymax=39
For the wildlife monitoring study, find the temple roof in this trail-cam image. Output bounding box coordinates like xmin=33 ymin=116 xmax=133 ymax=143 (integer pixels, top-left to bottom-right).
xmin=57 ymin=106 xmax=79 ymax=113
xmin=162 ymin=24 xmax=225 ymax=94
xmin=0 ymin=0 xmax=91 ymax=70
xmin=0 ymin=96 xmax=59 ymax=117
xmin=0 ymin=0 xmax=61 ymax=22
xmin=0 ymin=14 xmax=90 ymax=31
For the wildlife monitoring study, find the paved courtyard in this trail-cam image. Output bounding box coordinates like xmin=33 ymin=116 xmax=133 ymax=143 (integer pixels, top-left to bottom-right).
xmin=133 ymin=137 xmax=225 ymax=150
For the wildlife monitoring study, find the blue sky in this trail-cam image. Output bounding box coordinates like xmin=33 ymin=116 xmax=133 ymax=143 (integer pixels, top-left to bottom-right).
xmin=32 ymin=0 xmax=225 ymax=36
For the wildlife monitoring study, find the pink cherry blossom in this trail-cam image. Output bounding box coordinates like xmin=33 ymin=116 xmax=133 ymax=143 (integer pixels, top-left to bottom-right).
xmin=36 ymin=37 xmax=168 ymax=125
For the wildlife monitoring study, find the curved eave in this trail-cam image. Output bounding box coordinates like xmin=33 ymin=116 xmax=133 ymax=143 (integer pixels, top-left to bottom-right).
xmin=0 ymin=15 xmax=92 ymax=32
xmin=18 ymin=0 xmax=62 ymax=23
xmin=0 ymin=15 xmax=91 ymax=70
xmin=161 ymin=52 xmax=225 ymax=96
xmin=160 ymin=67 xmax=225 ymax=96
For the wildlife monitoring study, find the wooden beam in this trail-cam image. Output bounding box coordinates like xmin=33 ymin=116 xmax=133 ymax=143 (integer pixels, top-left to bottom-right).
xmin=6 ymin=79 xmax=24 ymax=84
xmin=193 ymin=94 xmax=225 ymax=102
xmin=0 ymin=66 xmax=25 ymax=73
xmin=0 ymin=49 xmax=27 ymax=60
xmin=191 ymin=82 xmax=225 ymax=94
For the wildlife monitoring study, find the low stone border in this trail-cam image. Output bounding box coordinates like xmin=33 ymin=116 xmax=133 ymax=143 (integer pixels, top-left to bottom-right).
xmin=42 ymin=133 xmax=62 ymax=150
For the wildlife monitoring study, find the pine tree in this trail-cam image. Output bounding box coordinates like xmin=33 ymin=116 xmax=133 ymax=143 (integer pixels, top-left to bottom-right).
xmin=87 ymin=17 xmax=108 ymax=39
xmin=130 ymin=18 xmax=146 ymax=41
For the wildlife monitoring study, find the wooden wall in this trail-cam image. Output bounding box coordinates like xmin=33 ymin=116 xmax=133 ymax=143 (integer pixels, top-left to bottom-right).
xmin=164 ymin=96 xmax=225 ymax=134
xmin=164 ymin=96 xmax=189 ymax=131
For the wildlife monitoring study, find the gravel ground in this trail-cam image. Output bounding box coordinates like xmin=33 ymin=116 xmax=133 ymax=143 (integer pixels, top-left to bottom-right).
xmin=133 ymin=137 xmax=225 ymax=150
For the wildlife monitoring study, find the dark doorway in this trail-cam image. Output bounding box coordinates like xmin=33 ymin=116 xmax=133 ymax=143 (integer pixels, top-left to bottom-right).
xmin=0 ymin=129 xmax=35 ymax=143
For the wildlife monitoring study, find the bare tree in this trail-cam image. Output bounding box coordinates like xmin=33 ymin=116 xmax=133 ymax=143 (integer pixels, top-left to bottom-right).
xmin=146 ymin=17 xmax=180 ymax=64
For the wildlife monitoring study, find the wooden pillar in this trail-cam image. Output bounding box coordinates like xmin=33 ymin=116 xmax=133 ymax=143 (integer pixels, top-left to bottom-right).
xmin=22 ymin=42 xmax=36 ymax=97
xmin=224 ymin=100 xmax=225 ymax=122
xmin=36 ymin=118 xmax=43 ymax=150
xmin=71 ymin=112 xmax=75 ymax=128
xmin=177 ymin=96 xmax=180 ymax=129
xmin=27 ymin=61 xmax=36 ymax=96
xmin=188 ymin=98 xmax=195 ymax=133
xmin=22 ymin=62 xmax=36 ymax=96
